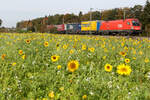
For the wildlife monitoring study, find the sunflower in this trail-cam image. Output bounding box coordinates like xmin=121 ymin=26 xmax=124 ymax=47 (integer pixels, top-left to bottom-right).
xmin=26 ymin=39 xmax=30 ymax=44
xmin=82 ymin=95 xmax=87 ymax=99
xmin=145 ymin=58 xmax=149 ymax=63
xmin=139 ymin=51 xmax=143 ymax=55
xmin=63 ymin=44 xmax=68 ymax=49
xmin=22 ymin=55 xmax=26 ymax=60
xmin=57 ymin=65 xmax=62 ymax=70
xmin=133 ymin=57 xmax=136 ymax=60
xmin=104 ymin=48 xmax=108 ymax=53
xmin=56 ymin=43 xmax=59 ymax=47
xmin=82 ymin=45 xmax=86 ymax=50
xmin=69 ymin=49 xmax=74 ymax=54
xmin=117 ymin=64 xmax=132 ymax=76
xmin=48 ymin=91 xmax=54 ymax=98
xmin=125 ymin=58 xmax=130 ymax=63
xmin=104 ymin=64 xmax=113 ymax=72
xmin=88 ymin=47 xmax=95 ymax=52
xmin=44 ymin=41 xmax=49 ymax=47
xmin=19 ymin=50 xmax=23 ymax=55
xmin=1 ymin=54 xmax=6 ymax=60
xmin=103 ymin=56 xmax=106 ymax=60
xmin=59 ymin=87 xmax=64 ymax=91
xmin=119 ymin=51 xmax=126 ymax=57
xmin=132 ymin=50 xmax=136 ymax=54
xmin=12 ymin=62 xmax=16 ymax=66
xmin=124 ymin=46 xmax=128 ymax=51
xmin=68 ymin=60 xmax=79 ymax=72
xmin=121 ymin=42 xmax=124 ymax=47
xmin=51 ymin=55 xmax=59 ymax=62
xmin=42 ymin=98 xmax=48 ymax=100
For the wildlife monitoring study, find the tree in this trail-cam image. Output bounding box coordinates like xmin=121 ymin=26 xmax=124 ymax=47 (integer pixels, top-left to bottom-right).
xmin=0 ymin=19 xmax=2 ymax=26
xmin=79 ymin=11 xmax=83 ymax=22
xmin=141 ymin=0 xmax=150 ymax=34
xmin=81 ymin=13 xmax=90 ymax=21
xmin=107 ymin=8 xmax=118 ymax=20
xmin=92 ymin=11 xmax=101 ymax=20
xmin=142 ymin=0 xmax=150 ymax=25
xmin=129 ymin=5 xmax=143 ymax=19
xmin=63 ymin=14 xmax=79 ymax=23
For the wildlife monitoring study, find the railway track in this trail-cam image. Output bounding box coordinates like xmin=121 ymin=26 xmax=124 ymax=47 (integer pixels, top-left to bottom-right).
xmin=101 ymin=35 xmax=150 ymax=40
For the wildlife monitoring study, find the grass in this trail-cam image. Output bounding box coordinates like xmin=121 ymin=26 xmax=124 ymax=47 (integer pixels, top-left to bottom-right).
xmin=0 ymin=33 xmax=150 ymax=100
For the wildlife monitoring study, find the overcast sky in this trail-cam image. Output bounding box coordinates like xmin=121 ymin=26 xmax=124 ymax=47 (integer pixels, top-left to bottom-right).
xmin=0 ymin=0 xmax=147 ymax=27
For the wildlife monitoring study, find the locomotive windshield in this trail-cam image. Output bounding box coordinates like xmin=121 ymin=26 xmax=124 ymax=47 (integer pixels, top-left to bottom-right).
xmin=132 ymin=20 xmax=140 ymax=26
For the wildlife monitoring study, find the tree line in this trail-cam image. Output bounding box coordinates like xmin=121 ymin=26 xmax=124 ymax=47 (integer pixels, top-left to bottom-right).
xmin=0 ymin=19 xmax=2 ymax=26
xmin=16 ymin=0 xmax=150 ymax=34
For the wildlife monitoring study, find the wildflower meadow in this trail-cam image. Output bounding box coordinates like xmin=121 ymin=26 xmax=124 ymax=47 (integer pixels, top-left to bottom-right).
xmin=0 ymin=33 xmax=150 ymax=100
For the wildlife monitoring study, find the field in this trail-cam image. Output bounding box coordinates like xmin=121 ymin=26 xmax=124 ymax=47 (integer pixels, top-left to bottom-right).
xmin=0 ymin=33 xmax=150 ymax=100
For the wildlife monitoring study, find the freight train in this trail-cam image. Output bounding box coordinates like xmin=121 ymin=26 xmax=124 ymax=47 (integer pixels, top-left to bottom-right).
xmin=47 ymin=18 xmax=142 ymax=35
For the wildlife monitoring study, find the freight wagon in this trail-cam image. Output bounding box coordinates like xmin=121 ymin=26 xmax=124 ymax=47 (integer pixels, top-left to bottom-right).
xmin=55 ymin=24 xmax=65 ymax=34
xmin=81 ymin=20 xmax=101 ymax=34
xmin=65 ymin=23 xmax=81 ymax=34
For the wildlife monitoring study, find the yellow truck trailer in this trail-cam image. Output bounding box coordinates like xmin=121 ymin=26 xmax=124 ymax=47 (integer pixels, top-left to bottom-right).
xmin=81 ymin=20 xmax=101 ymax=32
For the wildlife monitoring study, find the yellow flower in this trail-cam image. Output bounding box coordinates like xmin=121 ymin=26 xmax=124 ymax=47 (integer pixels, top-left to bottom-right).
xmin=112 ymin=46 xmax=115 ymax=50
xmin=132 ymin=50 xmax=136 ymax=54
xmin=63 ymin=44 xmax=68 ymax=49
xmin=44 ymin=41 xmax=49 ymax=47
xmin=145 ymin=58 xmax=149 ymax=63
xmin=57 ymin=65 xmax=62 ymax=70
xmin=104 ymin=64 xmax=113 ymax=72
xmin=26 ymin=39 xmax=30 ymax=44
xmin=22 ymin=55 xmax=26 ymax=60
xmin=133 ymin=57 xmax=136 ymax=60
xmin=125 ymin=58 xmax=130 ymax=63
xmin=82 ymin=45 xmax=86 ymax=50
xmin=69 ymin=49 xmax=74 ymax=54
xmin=51 ymin=55 xmax=59 ymax=62
xmin=101 ymin=44 xmax=105 ymax=48
xmin=119 ymin=51 xmax=126 ymax=57
xmin=82 ymin=95 xmax=87 ymax=99
xmin=59 ymin=87 xmax=64 ymax=91
xmin=139 ymin=51 xmax=143 ymax=55
xmin=68 ymin=60 xmax=79 ymax=72
xmin=19 ymin=50 xmax=23 ymax=55
xmin=88 ymin=47 xmax=95 ymax=52
xmin=42 ymin=98 xmax=48 ymax=100
xmin=121 ymin=42 xmax=124 ymax=47
xmin=48 ymin=91 xmax=54 ymax=98
xmin=117 ymin=64 xmax=132 ymax=76
xmin=104 ymin=48 xmax=108 ymax=53
xmin=124 ymin=46 xmax=128 ymax=51
xmin=1 ymin=54 xmax=6 ymax=60
xmin=56 ymin=43 xmax=59 ymax=47
xmin=103 ymin=56 xmax=106 ymax=60
xmin=12 ymin=62 xmax=16 ymax=66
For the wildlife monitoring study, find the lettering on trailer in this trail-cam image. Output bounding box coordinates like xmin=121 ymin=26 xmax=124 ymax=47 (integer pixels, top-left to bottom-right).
xmin=57 ymin=25 xmax=63 ymax=29
xmin=69 ymin=25 xmax=73 ymax=29
xmin=118 ymin=24 xmax=123 ymax=28
xmin=82 ymin=24 xmax=90 ymax=27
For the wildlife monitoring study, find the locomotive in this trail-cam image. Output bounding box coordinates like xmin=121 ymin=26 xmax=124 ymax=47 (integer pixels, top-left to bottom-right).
xmin=47 ymin=18 xmax=142 ymax=35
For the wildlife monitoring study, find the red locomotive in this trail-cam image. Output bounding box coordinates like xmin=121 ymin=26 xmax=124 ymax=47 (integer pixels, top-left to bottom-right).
xmin=100 ymin=18 xmax=141 ymax=35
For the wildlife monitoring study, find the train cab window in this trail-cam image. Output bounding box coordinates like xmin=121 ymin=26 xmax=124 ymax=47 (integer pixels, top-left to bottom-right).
xmin=132 ymin=20 xmax=140 ymax=26
xmin=127 ymin=22 xmax=130 ymax=25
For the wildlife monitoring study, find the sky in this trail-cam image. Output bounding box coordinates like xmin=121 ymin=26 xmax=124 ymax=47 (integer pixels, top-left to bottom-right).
xmin=0 ymin=0 xmax=147 ymax=27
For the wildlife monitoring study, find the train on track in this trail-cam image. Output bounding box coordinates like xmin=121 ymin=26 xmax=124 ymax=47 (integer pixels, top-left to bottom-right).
xmin=47 ymin=18 xmax=142 ymax=35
